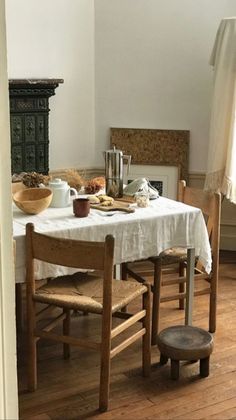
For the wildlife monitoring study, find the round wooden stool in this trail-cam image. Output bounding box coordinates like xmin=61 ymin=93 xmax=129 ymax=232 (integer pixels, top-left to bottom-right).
xmin=157 ymin=325 xmax=214 ymax=380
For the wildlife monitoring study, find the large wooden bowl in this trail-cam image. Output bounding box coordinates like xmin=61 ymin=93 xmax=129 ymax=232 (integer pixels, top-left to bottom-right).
xmin=13 ymin=188 xmax=52 ymax=214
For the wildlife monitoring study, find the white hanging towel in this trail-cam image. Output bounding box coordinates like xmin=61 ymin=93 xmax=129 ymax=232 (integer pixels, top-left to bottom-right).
xmin=205 ymin=17 xmax=236 ymax=203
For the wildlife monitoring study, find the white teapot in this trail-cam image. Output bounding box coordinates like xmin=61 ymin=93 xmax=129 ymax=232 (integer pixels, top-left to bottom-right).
xmin=49 ymin=178 xmax=77 ymax=208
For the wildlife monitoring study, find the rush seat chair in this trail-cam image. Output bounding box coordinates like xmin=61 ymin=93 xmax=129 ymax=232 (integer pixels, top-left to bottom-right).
xmin=26 ymin=223 xmax=151 ymax=412
xmin=122 ymin=180 xmax=221 ymax=344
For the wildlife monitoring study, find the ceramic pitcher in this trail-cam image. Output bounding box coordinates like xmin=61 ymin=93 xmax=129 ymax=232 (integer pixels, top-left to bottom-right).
xmin=49 ymin=178 xmax=77 ymax=208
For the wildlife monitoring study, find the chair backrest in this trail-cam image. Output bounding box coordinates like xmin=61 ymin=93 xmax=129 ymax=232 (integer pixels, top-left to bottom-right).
xmin=26 ymin=223 xmax=115 ymax=296
xmin=178 ymin=180 xmax=221 ymax=273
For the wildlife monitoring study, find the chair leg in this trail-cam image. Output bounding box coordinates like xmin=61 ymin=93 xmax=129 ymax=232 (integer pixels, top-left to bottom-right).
xmin=121 ymin=263 xmax=128 ymax=312
xmin=63 ymin=308 xmax=71 ymax=359
xmin=151 ymin=258 xmax=162 ymax=345
xmin=99 ymin=352 xmax=111 ymax=411
xmin=209 ymin=272 xmax=217 ymax=333
xmin=142 ymin=286 xmax=151 ymax=377
xmin=27 ymin=299 xmax=37 ymax=391
xmin=99 ymin=307 xmax=112 ymax=412
xmin=121 ymin=263 xmax=128 ymax=280
xmin=16 ymin=283 xmax=24 ymax=332
xmin=179 ymin=262 xmax=185 ymax=310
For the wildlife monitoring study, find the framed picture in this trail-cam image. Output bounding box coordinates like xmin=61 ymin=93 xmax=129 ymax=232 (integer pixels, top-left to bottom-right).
xmin=123 ymin=164 xmax=180 ymax=200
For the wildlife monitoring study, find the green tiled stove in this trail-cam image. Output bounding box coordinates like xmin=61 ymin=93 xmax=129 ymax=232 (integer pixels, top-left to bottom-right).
xmin=9 ymin=79 xmax=63 ymax=175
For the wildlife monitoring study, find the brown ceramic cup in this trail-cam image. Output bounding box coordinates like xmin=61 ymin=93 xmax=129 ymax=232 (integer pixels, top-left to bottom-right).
xmin=73 ymin=198 xmax=90 ymax=217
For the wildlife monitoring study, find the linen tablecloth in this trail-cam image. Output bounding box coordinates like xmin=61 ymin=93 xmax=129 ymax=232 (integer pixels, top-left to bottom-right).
xmin=13 ymin=196 xmax=211 ymax=283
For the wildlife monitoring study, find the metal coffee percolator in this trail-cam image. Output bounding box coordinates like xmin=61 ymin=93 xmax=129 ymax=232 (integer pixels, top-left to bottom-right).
xmin=103 ymin=146 xmax=131 ymax=198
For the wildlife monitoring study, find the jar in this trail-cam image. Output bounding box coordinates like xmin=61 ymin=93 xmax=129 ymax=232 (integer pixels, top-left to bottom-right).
xmin=135 ymin=193 xmax=149 ymax=208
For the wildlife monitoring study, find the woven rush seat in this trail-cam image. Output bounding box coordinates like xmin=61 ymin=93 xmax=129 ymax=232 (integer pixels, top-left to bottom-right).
xmin=157 ymin=325 xmax=214 ymax=380
xmin=156 ymin=247 xmax=198 ymax=265
xmin=35 ymin=272 xmax=147 ymax=314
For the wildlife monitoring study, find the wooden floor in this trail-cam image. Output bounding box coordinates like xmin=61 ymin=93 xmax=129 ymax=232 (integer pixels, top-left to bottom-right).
xmin=17 ymin=255 xmax=236 ymax=419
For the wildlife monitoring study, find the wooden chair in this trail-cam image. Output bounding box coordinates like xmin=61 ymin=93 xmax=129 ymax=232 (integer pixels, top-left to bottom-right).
xmin=122 ymin=180 xmax=221 ymax=344
xmin=26 ymin=223 xmax=151 ymax=412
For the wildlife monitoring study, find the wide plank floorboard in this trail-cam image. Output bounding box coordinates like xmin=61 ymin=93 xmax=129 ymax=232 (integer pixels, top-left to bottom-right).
xmin=17 ymin=256 xmax=236 ymax=419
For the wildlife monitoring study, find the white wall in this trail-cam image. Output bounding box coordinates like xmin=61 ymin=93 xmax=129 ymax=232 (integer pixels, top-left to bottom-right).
xmin=6 ymin=0 xmax=95 ymax=170
xmin=95 ymin=0 xmax=236 ymax=172
xmin=5 ymin=0 xmax=236 ymax=173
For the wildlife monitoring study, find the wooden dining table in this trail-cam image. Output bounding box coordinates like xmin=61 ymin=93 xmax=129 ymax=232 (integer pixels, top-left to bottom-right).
xmin=13 ymin=195 xmax=212 ymax=326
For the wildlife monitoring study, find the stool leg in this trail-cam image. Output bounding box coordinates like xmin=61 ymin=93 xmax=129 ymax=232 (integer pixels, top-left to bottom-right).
xmin=171 ymin=359 xmax=180 ymax=380
xmin=160 ymin=353 xmax=168 ymax=365
xmin=200 ymin=356 xmax=210 ymax=377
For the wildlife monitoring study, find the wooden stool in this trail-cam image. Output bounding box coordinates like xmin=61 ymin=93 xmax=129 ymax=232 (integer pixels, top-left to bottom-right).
xmin=157 ymin=325 xmax=214 ymax=380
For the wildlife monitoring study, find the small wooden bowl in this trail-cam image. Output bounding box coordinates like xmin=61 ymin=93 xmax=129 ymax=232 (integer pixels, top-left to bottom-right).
xmin=13 ymin=188 xmax=52 ymax=215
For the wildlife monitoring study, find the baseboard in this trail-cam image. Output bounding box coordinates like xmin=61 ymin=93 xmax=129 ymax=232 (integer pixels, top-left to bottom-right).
xmin=220 ymin=218 xmax=236 ymax=250
xmin=49 ymin=167 xmax=104 ymax=180
xmin=188 ymin=172 xmax=205 ymax=188
xmin=220 ymin=233 xmax=236 ymax=251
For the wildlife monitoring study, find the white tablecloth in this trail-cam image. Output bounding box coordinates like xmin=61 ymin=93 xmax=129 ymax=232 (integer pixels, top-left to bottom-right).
xmin=13 ymin=196 xmax=212 ymax=283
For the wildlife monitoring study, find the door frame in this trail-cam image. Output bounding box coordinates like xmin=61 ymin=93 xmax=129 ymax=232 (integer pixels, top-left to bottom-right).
xmin=0 ymin=1 xmax=19 ymax=418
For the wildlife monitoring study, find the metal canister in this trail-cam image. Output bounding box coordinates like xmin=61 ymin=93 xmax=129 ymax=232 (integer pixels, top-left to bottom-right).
xmin=103 ymin=146 xmax=131 ymax=198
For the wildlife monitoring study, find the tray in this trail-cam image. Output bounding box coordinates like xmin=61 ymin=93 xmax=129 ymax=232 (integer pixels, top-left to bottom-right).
xmin=91 ymin=200 xmax=135 ymax=213
xmin=115 ymin=195 xmax=136 ymax=203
